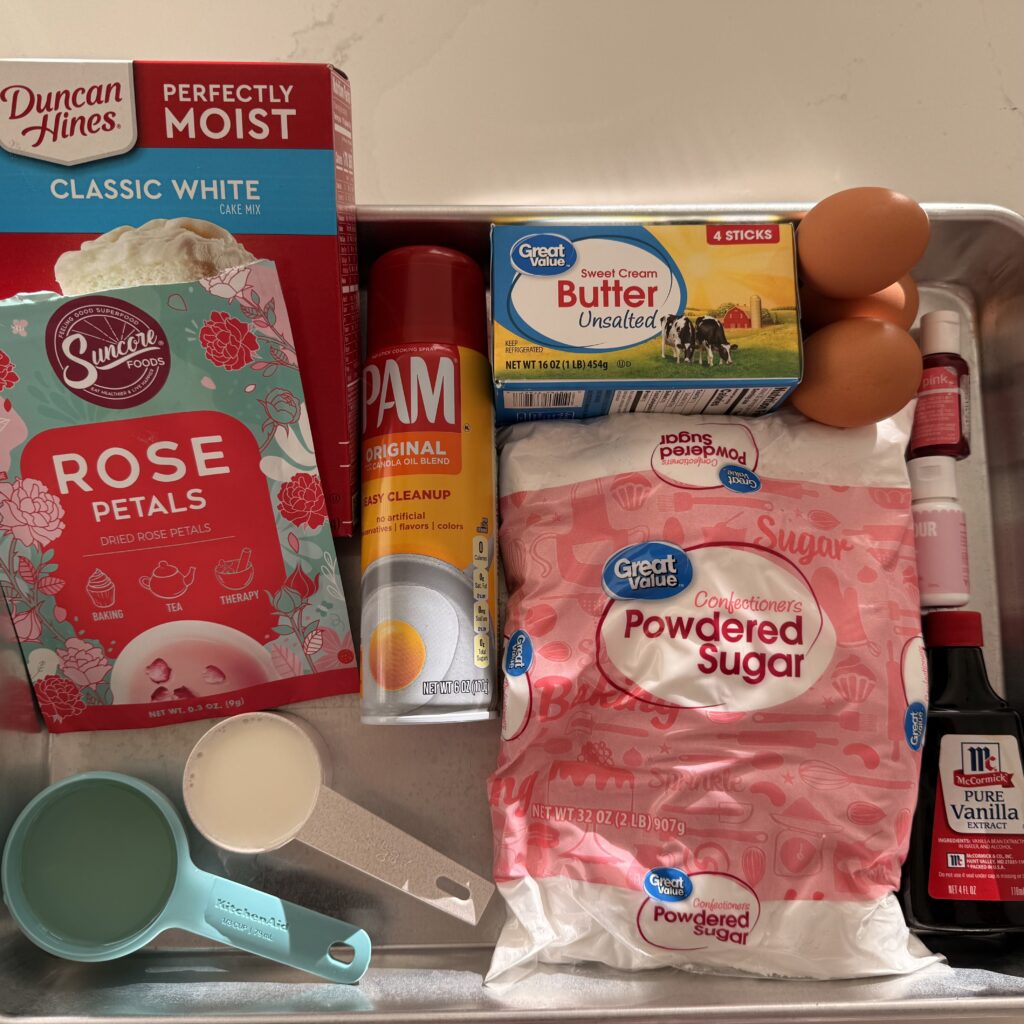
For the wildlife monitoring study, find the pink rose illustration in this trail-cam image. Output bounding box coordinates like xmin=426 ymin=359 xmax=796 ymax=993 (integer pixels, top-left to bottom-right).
xmin=10 ymin=320 xmax=26 ymax=338
xmin=203 ymin=266 xmax=251 ymax=302
xmin=0 ymin=398 xmax=28 ymax=479
xmin=260 ymin=388 xmax=301 ymax=427
xmin=282 ymin=564 xmax=319 ymax=600
xmin=313 ymin=628 xmax=356 ymax=672
xmin=0 ymin=477 xmax=65 ymax=547
xmin=12 ymin=606 xmax=41 ymax=643
xmin=199 ymin=311 xmax=259 ymax=371
xmin=277 ymin=472 xmax=327 ymax=529
xmin=35 ymin=674 xmax=85 ymax=723
xmin=0 ymin=349 xmax=19 ymax=389
xmin=57 ymin=637 xmax=111 ymax=689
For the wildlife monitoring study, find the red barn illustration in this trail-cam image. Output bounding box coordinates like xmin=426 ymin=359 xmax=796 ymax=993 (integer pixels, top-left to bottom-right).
xmin=722 ymin=305 xmax=752 ymax=329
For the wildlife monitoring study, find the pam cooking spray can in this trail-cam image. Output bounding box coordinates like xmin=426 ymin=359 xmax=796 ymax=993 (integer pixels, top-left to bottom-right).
xmin=360 ymin=246 xmax=497 ymax=724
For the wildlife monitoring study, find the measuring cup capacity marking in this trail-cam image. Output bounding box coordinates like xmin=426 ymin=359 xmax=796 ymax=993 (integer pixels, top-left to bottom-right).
xmin=184 ymin=712 xmax=495 ymax=925
xmin=1 ymin=773 xmax=370 ymax=983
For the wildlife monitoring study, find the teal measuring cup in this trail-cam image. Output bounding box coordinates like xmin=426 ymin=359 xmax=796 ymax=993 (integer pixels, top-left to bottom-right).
xmin=1 ymin=772 xmax=371 ymax=983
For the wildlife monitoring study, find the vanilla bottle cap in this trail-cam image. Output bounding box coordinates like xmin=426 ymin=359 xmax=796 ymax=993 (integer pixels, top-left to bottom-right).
xmin=920 ymin=310 xmax=961 ymax=357
xmin=909 ymin=455 xmax=959 ymax=501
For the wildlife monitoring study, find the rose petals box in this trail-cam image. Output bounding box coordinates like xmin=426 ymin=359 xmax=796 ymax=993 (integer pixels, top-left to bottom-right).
xmin=0 ymin=59 xmax=359 ymax=535
xmin=0 ymin=261 xmax=356 ymax=732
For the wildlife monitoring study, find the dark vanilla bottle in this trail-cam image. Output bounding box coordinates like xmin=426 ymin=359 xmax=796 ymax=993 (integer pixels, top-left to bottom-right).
xmin=901 ymin=611 xmax=1024 ymax=932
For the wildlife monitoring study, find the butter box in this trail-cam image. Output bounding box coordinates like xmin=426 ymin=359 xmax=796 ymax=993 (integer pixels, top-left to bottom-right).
xmin=491 ymin=223 xmax=802 ymax=422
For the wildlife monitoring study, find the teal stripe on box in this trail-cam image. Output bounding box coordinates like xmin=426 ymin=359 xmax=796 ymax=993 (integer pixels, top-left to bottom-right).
xmin=0 ymin=147 xmax=336 ymax=235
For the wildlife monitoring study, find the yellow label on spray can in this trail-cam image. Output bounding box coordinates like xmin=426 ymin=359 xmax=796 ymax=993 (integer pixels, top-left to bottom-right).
xmin=360 ymin=341 xmax=496 ymax=723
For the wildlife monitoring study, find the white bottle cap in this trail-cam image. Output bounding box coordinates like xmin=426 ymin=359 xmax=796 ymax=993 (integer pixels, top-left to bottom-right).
xmin=920 ymin=310 xmax=961 ymax=357
xmin=908 ymin=455 xmax=959 ymax=501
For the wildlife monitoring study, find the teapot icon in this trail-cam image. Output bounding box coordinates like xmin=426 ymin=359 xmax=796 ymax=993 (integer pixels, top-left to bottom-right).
xmin=139 ymin=561 xmax=196 ymax=600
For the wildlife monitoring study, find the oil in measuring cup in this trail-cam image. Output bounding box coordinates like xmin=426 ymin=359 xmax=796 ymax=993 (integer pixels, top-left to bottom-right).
xmin=359 ymin=246 xmax=497 ymax=725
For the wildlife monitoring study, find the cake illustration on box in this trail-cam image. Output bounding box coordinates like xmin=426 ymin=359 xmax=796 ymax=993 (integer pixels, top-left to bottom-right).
xmin=0 ymin=260 xmax=356 ymax=732
xmin=85 ymin=568 xmax=116 ymax=609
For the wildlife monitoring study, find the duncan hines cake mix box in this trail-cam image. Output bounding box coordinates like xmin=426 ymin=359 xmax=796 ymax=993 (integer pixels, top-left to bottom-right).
xmin=0 ymin=58 xmax=359 ymax=535
xmin=0 ymin=263 xmax=357 ymax=732
xmin=491 ymin=223 xmax=802 ymax=423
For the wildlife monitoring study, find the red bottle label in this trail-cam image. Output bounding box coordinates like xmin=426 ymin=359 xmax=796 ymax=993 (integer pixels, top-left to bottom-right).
xmin=928 ymin=733 xmax=1024 ymax=900
xmin=911 ymin=367 xmax=962 ymax=450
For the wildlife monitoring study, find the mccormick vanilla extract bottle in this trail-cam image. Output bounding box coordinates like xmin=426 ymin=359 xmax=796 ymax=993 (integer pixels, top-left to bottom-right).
xmin=901 ymin=611 xmax=1024 ymax=932
xmin=360 ymin=246 xmax=497 ymax=724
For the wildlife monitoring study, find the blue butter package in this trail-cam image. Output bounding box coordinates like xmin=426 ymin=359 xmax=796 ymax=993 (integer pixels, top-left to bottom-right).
xmin=490 ymin=223 xmax=802 ymax=422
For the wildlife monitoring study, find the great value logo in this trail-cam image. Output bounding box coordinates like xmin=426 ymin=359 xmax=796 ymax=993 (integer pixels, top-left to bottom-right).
xmin=602 ymin=542 xmax=693 ymax=601
xmin=510 ymin=233 xmax=577 ymax=277
xmin=507 ymin=235 xmax=685 ymax=352
xmin=643 ymin=867 xmax=692 ymax=903
xmin=504 ymin=629 xmax=534 ymax=677
xmin=502 ymin=629 xmax=534 ymax=741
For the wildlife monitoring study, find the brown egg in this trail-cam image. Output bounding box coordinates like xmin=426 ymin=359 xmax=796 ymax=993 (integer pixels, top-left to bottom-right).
xmin=800 ymin=274 xmax=919 ymax=332
xmin=798 ymin=187 xmax=929 ymax=298
xmin=790 ymin=318 xmax=922 ymax=428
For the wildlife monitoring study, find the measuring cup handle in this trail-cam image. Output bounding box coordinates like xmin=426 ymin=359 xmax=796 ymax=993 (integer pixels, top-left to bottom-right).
xmin=182 ymin=870 xmax=371 ymax=984
xmin=297 ymin=786 xmax=495 ymax=926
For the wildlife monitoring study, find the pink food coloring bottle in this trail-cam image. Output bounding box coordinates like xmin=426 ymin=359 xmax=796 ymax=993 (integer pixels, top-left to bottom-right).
xmin=909 ymin=456 xmax=969 ymax=608
xmin=909 ymin=310 xmax=970 ymax=460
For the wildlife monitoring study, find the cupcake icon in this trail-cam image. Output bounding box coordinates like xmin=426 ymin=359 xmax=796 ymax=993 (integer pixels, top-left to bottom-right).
xmin=86 ymin=568 xmax=116 ymax=609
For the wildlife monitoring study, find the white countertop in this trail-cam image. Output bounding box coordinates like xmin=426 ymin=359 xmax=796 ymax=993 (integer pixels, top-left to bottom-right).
xmin=2 ymin=0 xmax=1022 ymax=214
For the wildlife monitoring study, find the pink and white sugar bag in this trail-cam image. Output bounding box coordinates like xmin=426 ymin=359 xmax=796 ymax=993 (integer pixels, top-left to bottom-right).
xmin=489 ymin=409 xmax=936 ymax=981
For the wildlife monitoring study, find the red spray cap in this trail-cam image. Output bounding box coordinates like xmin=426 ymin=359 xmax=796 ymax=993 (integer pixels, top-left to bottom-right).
xmin=924 ymin=610 xmax=983 ymax=648
xmin=367 ymin=246 xmax=487 ymax=356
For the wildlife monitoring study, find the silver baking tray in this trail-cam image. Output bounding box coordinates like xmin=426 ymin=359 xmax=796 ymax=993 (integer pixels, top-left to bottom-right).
xmin=4 ymin=204 xmax=1024 ymax=1023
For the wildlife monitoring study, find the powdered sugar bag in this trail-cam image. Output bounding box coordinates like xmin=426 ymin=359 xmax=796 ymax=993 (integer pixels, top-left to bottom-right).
xmin=489 ymin=409 xmax=936 ymax=981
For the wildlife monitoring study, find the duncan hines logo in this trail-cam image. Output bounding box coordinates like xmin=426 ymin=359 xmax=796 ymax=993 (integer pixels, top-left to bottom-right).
xmin=45 ymin=297 xmax=171 ymax=408
xmin=0 ymin=60 xmax=136 ymax=165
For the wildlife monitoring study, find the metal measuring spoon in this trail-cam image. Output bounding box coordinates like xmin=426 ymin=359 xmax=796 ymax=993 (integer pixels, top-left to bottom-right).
xmin=183 ymin=712 xmax=495 ymax=925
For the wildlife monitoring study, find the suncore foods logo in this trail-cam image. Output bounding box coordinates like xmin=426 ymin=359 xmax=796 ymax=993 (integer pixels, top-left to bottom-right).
xmin=954 ymin=742 xmax=1015 ymax=789
xmin=45 ymin=297 xmax=170 ymax=409
xmin=510 ymin=233 xmax=577 ymax=277
xmin=0 ymin=61 xmax=136 ymax=165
